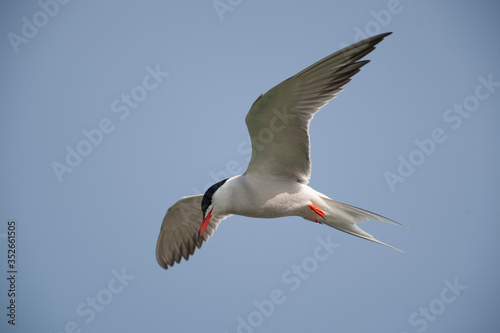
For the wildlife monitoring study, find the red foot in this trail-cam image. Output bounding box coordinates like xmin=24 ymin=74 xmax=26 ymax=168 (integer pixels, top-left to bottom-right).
xmin=309 ymin=204 xmax=325 ymax=220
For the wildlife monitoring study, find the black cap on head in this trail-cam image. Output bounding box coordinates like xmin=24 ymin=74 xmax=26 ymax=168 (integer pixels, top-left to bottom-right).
xmin=201 ymin=178 xmax=229 ymax=217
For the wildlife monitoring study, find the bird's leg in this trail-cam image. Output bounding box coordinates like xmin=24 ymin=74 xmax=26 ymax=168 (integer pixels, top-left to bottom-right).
xmin=309 ymin=203 xmax=325 ymax=223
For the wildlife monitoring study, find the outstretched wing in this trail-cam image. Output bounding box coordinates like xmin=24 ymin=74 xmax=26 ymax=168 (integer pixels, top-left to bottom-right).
xmin=156 ymin=194 xmax=224 ymax=269
xmin=244 ymin=33 xmax=391 ymax=184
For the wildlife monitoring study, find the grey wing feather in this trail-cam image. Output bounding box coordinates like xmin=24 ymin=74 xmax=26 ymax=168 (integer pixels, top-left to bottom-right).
xmin=156 ymin=194 xmax=223 ymax=269
xmin=245 ymin=32 xmax=392 ymax=183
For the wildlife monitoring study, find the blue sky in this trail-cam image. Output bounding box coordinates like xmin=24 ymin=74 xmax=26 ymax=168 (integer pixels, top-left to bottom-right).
xmin=1 ymin=1 xmax=499 ymax=332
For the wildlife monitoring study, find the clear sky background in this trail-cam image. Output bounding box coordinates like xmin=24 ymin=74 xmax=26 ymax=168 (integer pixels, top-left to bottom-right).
xmin=1 ymin=1 xmax=499 ymax=332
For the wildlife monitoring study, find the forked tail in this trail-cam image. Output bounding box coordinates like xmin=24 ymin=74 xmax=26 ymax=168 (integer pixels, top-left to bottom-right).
xmin=317 ymin=197 xmax=407 ymax=252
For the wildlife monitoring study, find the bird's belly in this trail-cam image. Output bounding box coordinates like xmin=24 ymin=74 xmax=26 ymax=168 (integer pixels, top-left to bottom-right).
xmin=232 ymin=197 xmax=300 ymax=219
xmin=224 ymin=176 xmax=314 ymax=219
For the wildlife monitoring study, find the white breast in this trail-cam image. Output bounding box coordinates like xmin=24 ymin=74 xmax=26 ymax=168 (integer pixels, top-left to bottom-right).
xmin=213 ymin=174 xmax=320 ymax=219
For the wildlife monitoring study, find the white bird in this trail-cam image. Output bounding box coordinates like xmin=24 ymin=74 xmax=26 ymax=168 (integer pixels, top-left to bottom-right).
xmin=156 ymin=32 xmax=406 ymax=269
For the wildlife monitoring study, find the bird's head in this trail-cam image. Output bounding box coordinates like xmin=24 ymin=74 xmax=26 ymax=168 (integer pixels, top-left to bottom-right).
xmin=198 ymin=178 xmax=229 ymax=242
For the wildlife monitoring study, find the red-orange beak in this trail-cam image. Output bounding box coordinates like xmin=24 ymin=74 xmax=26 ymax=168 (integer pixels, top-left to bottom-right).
xmin=198 ymin=208 xmax=213 ymax=242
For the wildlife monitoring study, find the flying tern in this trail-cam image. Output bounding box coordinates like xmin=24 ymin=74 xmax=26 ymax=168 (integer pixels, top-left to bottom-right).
xmin=156 ymin=32 xmax=405 ymax=269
